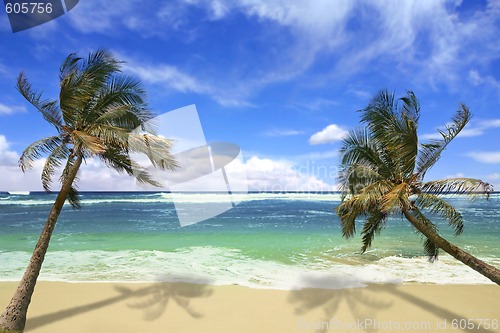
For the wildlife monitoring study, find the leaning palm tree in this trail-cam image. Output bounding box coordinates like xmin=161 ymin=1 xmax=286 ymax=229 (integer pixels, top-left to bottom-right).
xmin=337 ymin=90 xmax=500 ymax=285
xmin=0 ymin=50 xmax=177 ymax=332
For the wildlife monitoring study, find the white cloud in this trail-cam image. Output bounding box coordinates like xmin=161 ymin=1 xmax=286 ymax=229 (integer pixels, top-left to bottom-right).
xmin=0 ymin=132 xmax=335 ymax=191
xmin=262 ymin=129 xmax=304 ymax=137
xmin=242 ymin=156 xmax=335 ymax=192
xmin=0 ymin=134 xmax=146 ymax=191
xmin=465 ymin=151 xmax=500 ymax=164
xmin=0 ymin=103 xmax=26 ymax=115
xmin=120 ymin=55 xmax=255 ymax=107
xmin=468 ymin=69 xmax=500 ymax=93
xmin=187 ymin=0 xmax=500 ymax=89
xmin=485 ymin=173 xmax=500 ymax=180
xmin=296 ymin=97 xmax=339 ymax=111
xmin=56 ymin=0 xmax=500 ymax=97
xmin=0 ymin=135 xmax=44 ymax=191
xmin=309 ymin=124 xmax=348 ymax=145
xmin=124 ymin=61 xmax=208 ymax=94
xmin=67 ymin=0 xmax=139 ymax=34
xmin=0 ymin=135 xmax=19 ymax=166
xmin=299 ymin=150 xmax=339 ymax=161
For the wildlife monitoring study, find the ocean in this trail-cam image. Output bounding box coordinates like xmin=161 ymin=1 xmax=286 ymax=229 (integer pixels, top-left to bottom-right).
xmin=0 ymin=192 xmax=499 ymax=289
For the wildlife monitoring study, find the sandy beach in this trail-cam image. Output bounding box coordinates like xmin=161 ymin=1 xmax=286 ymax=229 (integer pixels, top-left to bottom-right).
xmin=0 ymin=282 xmax=498 ymax=333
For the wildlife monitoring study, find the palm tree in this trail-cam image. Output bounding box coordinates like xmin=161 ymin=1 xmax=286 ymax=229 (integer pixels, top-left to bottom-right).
xmin=336 ymin=90 xmax=500 ymax=285
xmin=0 ymin=50 xmax=177 ymax=332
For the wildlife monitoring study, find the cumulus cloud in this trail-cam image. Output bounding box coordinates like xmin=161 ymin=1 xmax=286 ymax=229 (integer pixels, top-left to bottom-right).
xmin=242 ymin=156 xmax=335 ymax=192
xmin=0 ymin=134 xmax=146 ymax=191
xmin=0 ymin=135 xmax=44 ymax=191
xmin=0 ymin=132 xmax=336 ymax=191
xmin=309 ymin=124 xmax=348 ymax=145
xmin=0 ymin=135 xmax=19 ymax=166
xmin=465 ymin=151 xmax=500 ymax=164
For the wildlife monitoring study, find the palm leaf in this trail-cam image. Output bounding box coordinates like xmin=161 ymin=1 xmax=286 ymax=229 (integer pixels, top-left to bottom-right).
xmin=358 ymin=90 xmax=419 ymax=179
xmin=357 ymin=179 xmax=393 ymax=207
xmin=337 ymin=196 xmax=367 ymax=238
xmin=338 ymin=163 xmax=381 ymax=197
xmin=98 ymin=147 xmax=162 ymax=187
xmin=19 ymin=136 xmax=62 ymax=172
xmin=360 ymin=210 xmax=386 ymax=253
xmin=128 ymin=133 xmax=177 ymax=171
xmin=417 ymin=104 xmax=471 ymax=177
xmin=415 ymin=193 xmax=464 ymax=235
xmin=381 ymin=182 xmax=410 ymax=213
xmin=71 ymin=130 xmax=106 ymax=155
xmin=67 ymin=186 xmax=81 ymax=208
xmin=422 ymin=178 xmax=491 ymax=197
xmin=17 ymin=73 xmax=63 ymax=131
xmin=59 ymin=52 xmax=81 ymax=81
xmin=359 ymin=90 xmax=397 ymax=142
xmin=41 ymin=143 xmax=70 ymax=191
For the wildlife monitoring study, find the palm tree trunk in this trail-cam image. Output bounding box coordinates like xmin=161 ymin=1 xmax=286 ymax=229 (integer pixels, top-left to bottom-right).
xmin=0 ymin=155 xmax=83 ymax=333
xmin=403 ymin=209 xmax=500 ymax=285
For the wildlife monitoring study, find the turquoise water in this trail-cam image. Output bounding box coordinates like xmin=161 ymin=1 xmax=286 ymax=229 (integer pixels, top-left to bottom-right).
xmin=0 ymin=192 xmax=499 ymax=288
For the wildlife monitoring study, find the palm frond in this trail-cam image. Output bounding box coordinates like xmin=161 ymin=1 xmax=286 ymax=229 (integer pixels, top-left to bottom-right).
xmin=340 ymin=128 xmax=381 ymax=166
xmin=59 ymin=155 xmax=77 ymax=185
xmin=71 ymin=130 xmax=106 ymax=155
xmin=358 ymin=90 xmax=419 ymax=179
xmin=95 ymin=75 xmax=146 ymax=111
xmin=415 ymin=193 xmax=464 ymax=235
xmin=90 ymin=104 xmax=152 ymax=133
xmin=17 ymin=73 xmax=63 ymax=131
xmin=417 ymin=104 xmax=471 ymax=177
xmin=67 ymin=186 xmax=81 ymax=209
xmin=19 ymin=136 xmax=62 ymax=172
xmin=41 ymin=143 xmax=70 ymax=191
xmin=98 ymin=148 xmax=162 ymax=187
xmin=85 ymin=123 xmax=130 ymax=148
xmin=360 ymin=210 xmax=387 ymax=253
xmin=59 ymin=50 xmax=122 ymax=127
xmin=359 ymin=90 xmax=397 ymax=141
xmin=422 ymin=178 xmax=491 ymax=197
xmin=337 ymin=196 xmax=368 ymax=238
xmin=59 ymin=52 xmax=81 ymax=81
xmin=337 ymin=163 xmax=382 ymax=197
xmin=356 ymin=179 xmax=394 ymax=207
xmin=400 ymin=91 xmax=420 ymax=123
xmin=390 ymin=91 xmax=420 ymax=178
xmin=128 ymin=133 xmax=178 ymax=171
xmin=381 ymin=182 xmax=410 ymax=213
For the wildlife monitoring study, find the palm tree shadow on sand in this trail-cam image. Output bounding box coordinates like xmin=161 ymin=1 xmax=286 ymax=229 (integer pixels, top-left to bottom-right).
xmin=289 ymin=275 xmax=497 ymax=333
xmin=289 ymin=275 xmax=392 ymax=333
xmin=25 ymin=276 xmax=213 ymax=330
xmin=118 ymin=279 xmax=213 ymax=320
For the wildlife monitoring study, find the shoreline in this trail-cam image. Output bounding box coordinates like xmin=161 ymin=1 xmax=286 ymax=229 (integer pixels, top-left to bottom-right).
xmin=1 ymin=282 xmax=498 ymax=333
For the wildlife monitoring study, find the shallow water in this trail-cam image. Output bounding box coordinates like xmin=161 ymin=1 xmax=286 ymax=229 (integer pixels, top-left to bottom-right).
xmin=0 ymin=192 xmax=498 ymax=289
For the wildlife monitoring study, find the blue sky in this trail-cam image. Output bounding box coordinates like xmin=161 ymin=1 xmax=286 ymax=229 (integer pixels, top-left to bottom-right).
xmin=0 ymin=0 xmax=499 ymax=191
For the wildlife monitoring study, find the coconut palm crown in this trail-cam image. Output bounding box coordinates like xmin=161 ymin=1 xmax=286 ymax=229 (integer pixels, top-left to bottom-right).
xmin=336 ymin=90 xmax=499 ymax=285
xmin=0 ymin=50 xmax=176 ymax=333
